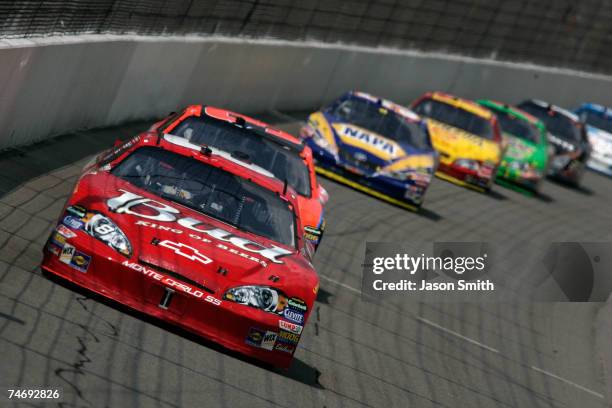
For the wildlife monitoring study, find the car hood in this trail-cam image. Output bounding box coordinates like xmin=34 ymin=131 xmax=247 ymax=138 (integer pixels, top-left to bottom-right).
xmin=329 ymin=120 xmax=436 ymax=169
xmin=72 ymin=171 xmax=318 ymax=297
xmin=587 ymin=125 xmax=612 ymax=144
xmin=502 ymin=133 xmax=538 ymax=161
xmin=426 ymin=119 xmax=501 ymax=163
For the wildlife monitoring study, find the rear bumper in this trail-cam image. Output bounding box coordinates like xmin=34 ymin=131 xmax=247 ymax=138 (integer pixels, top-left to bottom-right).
xmin=41 ymin=243 xmax=297 ymax=368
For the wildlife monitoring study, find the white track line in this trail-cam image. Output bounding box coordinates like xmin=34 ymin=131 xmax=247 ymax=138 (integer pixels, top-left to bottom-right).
xmin=415 ymin=316 xmax=500 ymax=354
xmin=319 ymin=275 xmax=363 ymax=295
xmin=530 ymin=365 xmax=604 ymax=399
xmin=321 ymin=273 xmax=607 ymax=400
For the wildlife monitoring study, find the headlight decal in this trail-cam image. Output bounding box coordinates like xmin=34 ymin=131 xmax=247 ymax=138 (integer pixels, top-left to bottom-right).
xmin=224 ymin=285 xmax=288 ymax=314
xmin=62 ymin=205 xmax=132 ymax=257
xmin=85 ymin=213 xmax=132 ymax=257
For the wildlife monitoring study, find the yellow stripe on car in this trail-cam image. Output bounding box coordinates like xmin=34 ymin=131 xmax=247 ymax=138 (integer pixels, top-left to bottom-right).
xmin=384 ymin=155 xmax=435 ymax=171
xmin=308 ymin=112 xmax=337 ymax=149
xmin=315 ymin=166 xmax=419 ymax=212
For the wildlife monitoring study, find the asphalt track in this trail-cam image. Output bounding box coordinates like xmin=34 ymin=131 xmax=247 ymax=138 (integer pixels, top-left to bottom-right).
xmin=0 ymin=112 xmax=611 ymax=408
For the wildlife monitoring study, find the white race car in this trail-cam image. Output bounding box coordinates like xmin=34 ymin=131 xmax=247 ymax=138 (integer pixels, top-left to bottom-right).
xmin=575 ymin=103 xmax=612 ymax=177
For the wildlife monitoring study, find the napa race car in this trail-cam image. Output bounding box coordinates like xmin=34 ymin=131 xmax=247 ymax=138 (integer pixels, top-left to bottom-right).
xmin=575 ymin=103 xmax=612 ymax=177
xmin=477 ymin=100 xmax=549 ymax=192
xmin=300 ymin=91 xmax=436 ymax=211
xmin=41 ymin=132 xmax=319 ymax=369
xmin=149 ymin=105 xmax=328 ymax=249
xmin=518 ymin=100 xmax=590 ymax=186
xmin=411 ymin=92 xmax=503 ymax=192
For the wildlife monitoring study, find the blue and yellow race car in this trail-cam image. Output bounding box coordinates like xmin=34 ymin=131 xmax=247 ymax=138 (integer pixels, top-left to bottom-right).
xmin=300 ymin=91 xmax=437 ymax=210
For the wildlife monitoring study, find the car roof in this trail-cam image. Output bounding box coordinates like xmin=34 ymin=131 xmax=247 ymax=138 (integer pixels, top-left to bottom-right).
xmin=578 ymin=102 xmax=612 ymax=116
xmin=113 ymin=133 xmax=301 ymax=210
xmin=426 ymin=92 xmax=494 ymax=120
xmin=478 ymin=99 xmax=544 ymax=128
xmin=349 ymin=91 xmax=422 ymax=122
xmin=524 ymin=99 xmax=580 ymax=122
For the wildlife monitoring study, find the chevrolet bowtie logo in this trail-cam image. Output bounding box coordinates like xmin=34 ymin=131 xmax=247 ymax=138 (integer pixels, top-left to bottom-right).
xmin=158 ymin=240 xmax=213 ymax=265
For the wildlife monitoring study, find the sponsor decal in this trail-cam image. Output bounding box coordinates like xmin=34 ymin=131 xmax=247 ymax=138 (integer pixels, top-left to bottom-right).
xmin=287 ymin=297 xmax=307 ymax=312
xmin=56 ymin=224 xmax=77 ymax=239
xmin=63 ymin=216 xmax=84 ymax=230
xmin=136 ymin=220 xmax=267 ymax=266
xmin=70 ymin=251 xmax=91 ymax=273
xmin=277 ymin=330 xmax=300 ymax=344
xmin=261 ymin=331 xmax=278 ymax=351
xmin=108 ymin=189 xmax=292 ymax=265
xmin=337 ymin=125 xmax=399 ymax=157
xmin=274 ymin=342 xmax=296 ymax=354
xmin=121 ymin=260 xmax=222 ymax=306
xmin=279 ymin=320 xmax=303 ymax=335
xmin=47 ymin=242 xmax=61 ymax=256
xmin=304 ymin=226 xmax=322 ymax=242
xmin=245 ymin=327 xmax=265 ymax=347
xmin=59 ymin=244 xmax=76 ymax=264
xmin=100 ymin=136 xmax=140 ymax=165
xmin=283 ymin=308 xmax=305 ymax=325
xmin=51 ymin=232 xmax=67 ymax=246
xmin=158 ymin=240 xmax=212 ymax=265
xmin=66 ymin=205 xmax=87 ymax=218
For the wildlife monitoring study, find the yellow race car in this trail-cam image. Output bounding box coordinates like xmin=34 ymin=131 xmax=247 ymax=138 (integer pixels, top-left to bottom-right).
xmin=411 ymin=92 xmax=503 ymax=191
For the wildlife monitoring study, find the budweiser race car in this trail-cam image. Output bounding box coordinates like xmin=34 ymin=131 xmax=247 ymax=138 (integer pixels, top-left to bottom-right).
xmin=41 ymin=131 xmax=319 ymax=369
xmin=150 ymin=105 xmax=328 ymax=249
xmin=412 ymin=92 xmax=503 ymax=192
xmin=301 ymin=91 xmax=437 ymax=211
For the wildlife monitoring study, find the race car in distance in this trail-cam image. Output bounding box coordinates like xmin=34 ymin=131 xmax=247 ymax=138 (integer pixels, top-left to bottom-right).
xmin=300 ymin=91 xmax=437 ymax=211
xmin=411 ymin=92 xmax=503 ymax=192
xmin=150 ymin=106 xmax=327 ymax=249
xmin=41 ymin=133 xmax=319 ymax=369
xmin=518 ymin=99 xmax=590 ymax=186
xmin=477 ymin=100 xmax=549 ymax=192
xmin=575 ymin=103 xmax=612 ymax=177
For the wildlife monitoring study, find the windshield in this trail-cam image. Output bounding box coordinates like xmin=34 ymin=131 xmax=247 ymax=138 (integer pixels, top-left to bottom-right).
xmin=167 ymin=116 xmax=311 ymax=197
xmin=495 ymin=109 xmax=540 ymax=144
xmin=330 ymin=97 xmax=432 ymax=149
xmin=518 ymin=102 xmax=582 ymax=143
xmin=413 ymin=98 xmax=494 ymax=140
xmin=581 ymin=110 xmax=612 ymax=134
xmin=111 ymin=147 xmax=296 ymax=247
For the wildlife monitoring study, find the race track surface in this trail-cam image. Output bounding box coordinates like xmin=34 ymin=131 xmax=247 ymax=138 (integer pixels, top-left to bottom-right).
xmin=0 ymin=113 xmax=610 ymax=408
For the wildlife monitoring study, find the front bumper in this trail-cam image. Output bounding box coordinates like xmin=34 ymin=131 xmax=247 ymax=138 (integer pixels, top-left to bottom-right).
xmin=547 ymin=155 xmax=585 ymax=183
xmin=496 ymin=163 xmax=543 ymax=190
xmin=308 ymin=142 xmax=430 ymax=209
xmin=436 ymin=162 xmax=493 ymax=192
xmin=587 ymin=153 xmax=612 ymax=177
xmin=41 ymin=237 xmax=298 ymax=369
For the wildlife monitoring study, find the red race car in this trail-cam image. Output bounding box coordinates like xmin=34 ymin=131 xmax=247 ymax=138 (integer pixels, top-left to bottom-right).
xmin=41 ymin=132 xmax=319 ymax=369
xmin=150 ymin=106 xmax=328 ymax=249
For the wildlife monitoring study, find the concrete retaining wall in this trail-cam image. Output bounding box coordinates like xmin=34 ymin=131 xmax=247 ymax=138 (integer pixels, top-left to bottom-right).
xmin=2 ymin=34 xmax=612 ymax=150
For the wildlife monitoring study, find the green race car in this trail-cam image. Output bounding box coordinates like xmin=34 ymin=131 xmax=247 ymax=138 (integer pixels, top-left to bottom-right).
xmin=477 ymin=100 xmax=549 ymax=192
